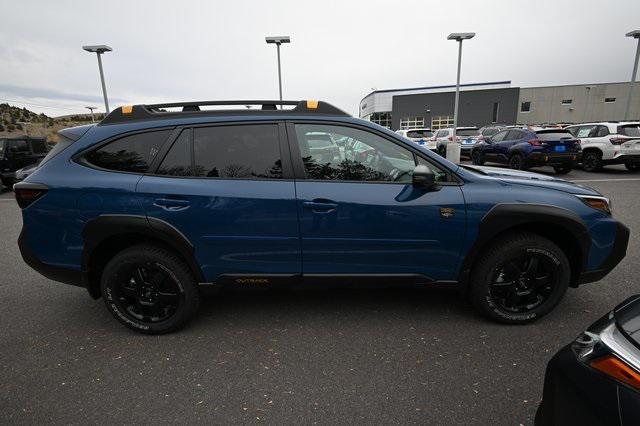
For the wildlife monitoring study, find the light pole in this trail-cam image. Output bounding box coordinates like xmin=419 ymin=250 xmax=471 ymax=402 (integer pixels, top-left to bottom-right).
xmin=447 ymin=32 xmax=475 ymax=164
xmin=265 ymin=36 xmax=290 ymax=107
xmin=624 ymin=30 xmax=640 ymax=121
xmin=82 ymin=45 xmax=112 ymax=113
xmin=85 ymin=106 xmax=97 ymax=123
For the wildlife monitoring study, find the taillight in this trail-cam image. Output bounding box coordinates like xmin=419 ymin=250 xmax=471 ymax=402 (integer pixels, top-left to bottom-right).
xmin=448 ymin=136 xmax=453 ymax=141
xmin=610 ymin=137 xmax=629 ymax=145
xmin=14 ymin=184 xmax=47 ymax=209
xmin=590 ymin=355 xmax=640 ymax=390
xmin=528 ymin=139 xmax=542 ymax=146
xmin=575 ymin=139 xmax=581 ymax=145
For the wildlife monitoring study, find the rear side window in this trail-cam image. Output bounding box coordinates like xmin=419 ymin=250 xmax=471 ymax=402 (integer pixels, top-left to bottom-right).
xmin=575 ymin=125 xmax=596 ymax=138
xmin=618 ymin=125 xmax=640 ymax=137
xmin=193 ymin=124 xmax=282 ymax=179
xmin=491 ymin=130 xmax=508 ymax=142
xmin=157 ymin=130 xmax=192 ymax=176
xmin=41 ymin=134 xmax=74 ymax=166
xmin=85 ymin=130 xmax=171 ymax=173
xmin=30 ymin=139 xmax=48 ymax=154
xmin=482 ymin=128 xmax=500 ymax=137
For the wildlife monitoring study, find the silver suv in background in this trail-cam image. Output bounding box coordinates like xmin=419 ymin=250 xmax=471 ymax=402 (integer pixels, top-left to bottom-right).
xmin=566 ymin=122 xmax=640 ymax=172
xmin=433 ymin=127 xmax=481 ymax=158
xmin=395 ymin=128 xmax=436 ymax=151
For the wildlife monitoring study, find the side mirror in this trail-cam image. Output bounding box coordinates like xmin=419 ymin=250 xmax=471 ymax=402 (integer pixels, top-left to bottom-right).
xmin=412 ymin=164 xmax=437 ymax=190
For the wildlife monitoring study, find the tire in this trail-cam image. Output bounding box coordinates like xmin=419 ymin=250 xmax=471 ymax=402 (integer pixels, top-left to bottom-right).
xmin=553 ymin=165 xmax=572 ymax=175
xmin=581 ymin=151 xmax=602 ymax=172
xmin=625 ymin=161 xmax=640 ymax=172
xmin=469 ymin=232 xmax=570 ymax=324
xmin=508 ymin=153 xmax=526 ymax=170
xmin=101 ymin=244 xmax=200 ymax=334
xmin=471 ymin=150 xmax=485 ymax=165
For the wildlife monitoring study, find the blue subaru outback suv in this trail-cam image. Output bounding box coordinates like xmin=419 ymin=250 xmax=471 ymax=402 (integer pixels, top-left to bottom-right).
xmin=16 ymin=100 xmax=629 ymax=334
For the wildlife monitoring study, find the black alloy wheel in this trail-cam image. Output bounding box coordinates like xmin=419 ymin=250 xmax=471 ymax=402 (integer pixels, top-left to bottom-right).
xmin=508 ymin=153 xmax=525 ymax=170
xmin=114 ymin=262 xmax=182 ymax=323
xmin=582 ymin=151 xmax=602 ymax=172
xmin=489 ymin=255 xmax=557 ymax=314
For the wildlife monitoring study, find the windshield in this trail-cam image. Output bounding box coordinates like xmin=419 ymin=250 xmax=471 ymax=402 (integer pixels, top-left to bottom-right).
xmin=458 ymin=129 xmax=480 ymax=136
xmin=619 ymin=125 xmax=640 ymax=137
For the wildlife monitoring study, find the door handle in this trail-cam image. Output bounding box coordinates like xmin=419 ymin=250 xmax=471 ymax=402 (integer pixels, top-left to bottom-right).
xmin=154 ymin=198 xmax=191 ymax=211
xmin=303 ymin=200 xmax=338 ymax=213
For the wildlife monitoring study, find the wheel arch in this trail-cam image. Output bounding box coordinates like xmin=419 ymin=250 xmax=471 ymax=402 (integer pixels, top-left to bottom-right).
xmin=457 ymin=203 xmax=591 ymax=294
xmin=82 ymin=215 xmax=205 ymax=299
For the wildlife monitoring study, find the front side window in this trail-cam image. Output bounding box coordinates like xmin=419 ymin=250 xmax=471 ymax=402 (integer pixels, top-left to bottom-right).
xmin=576 ymin=125 xmax=596 ymax=138
xmin=193 ymin=124 xmax=282 ymax=179
xmin=506 ymin=130 xmax=523 ymax=140
xmin=294 ymin=124 xmax=417 ymax=183
xmin=85 ymin=130 xmax=171 ymax=173
xmin=491 ymin=130 xmax=509 ymax=142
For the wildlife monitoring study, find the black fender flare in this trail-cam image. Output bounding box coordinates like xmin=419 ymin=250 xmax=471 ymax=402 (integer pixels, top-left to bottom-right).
xmin=457 ymin=203 xmax=591 ymax=291
xmin=81 ymin=214 xmax=206 ymax=297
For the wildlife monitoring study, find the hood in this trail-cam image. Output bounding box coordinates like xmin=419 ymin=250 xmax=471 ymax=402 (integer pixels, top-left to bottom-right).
xmin=460 ymin=165 xmax=601 ymax=196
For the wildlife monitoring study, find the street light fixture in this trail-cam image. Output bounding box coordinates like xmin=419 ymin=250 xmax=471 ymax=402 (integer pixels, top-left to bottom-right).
xmin=624 ymin=30 xmax=640 ymax=121
xmin=447 ymin=32 xmax=475 ymax=164
xmin=82 ymin=44 xmax=112 ymax=113
xmin=265 ymin=36 xmax=291 ymax=107
xmin=85 ymin=106 xmax=97 ymax=123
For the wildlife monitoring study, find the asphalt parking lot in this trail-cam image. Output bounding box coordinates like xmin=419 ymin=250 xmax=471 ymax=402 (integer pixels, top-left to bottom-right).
xmin=1 ymin=164 xmax=638 ymax=425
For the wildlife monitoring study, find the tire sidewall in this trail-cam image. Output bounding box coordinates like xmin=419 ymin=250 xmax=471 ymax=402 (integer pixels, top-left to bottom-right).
xmin=101 ymin=247 xmax=199 ymax=334
xmin=582 ymin=152 xmax=601 ymax=172
xmin=471 ymin=237 xmax=570 ymax=324
xmin=509 ymin=154 xmax=524 ymax=170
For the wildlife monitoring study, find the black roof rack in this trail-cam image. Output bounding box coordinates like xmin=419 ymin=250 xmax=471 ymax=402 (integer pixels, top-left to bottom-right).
xmin=99 ymin=100 xmax=350 ymax=125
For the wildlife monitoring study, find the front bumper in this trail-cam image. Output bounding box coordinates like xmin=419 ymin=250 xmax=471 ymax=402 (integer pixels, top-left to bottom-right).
xmin=527 ymin=152 xmax=581 ymax=167
xmin=18 ymin=228 xmax=84 ymax=287
xmin=577 ymin=220 xmax=630 ymax=285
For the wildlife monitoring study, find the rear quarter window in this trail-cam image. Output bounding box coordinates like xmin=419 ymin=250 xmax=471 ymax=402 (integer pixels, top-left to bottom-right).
xmin=84 ymin=130 xmax=172 ymax=173
xmin=618 ymin=125 xmax=640 ymax=137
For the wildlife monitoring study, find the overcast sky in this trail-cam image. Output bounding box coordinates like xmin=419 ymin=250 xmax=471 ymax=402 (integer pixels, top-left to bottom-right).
xmin=1 ymin=0 xmax=639 ymax=117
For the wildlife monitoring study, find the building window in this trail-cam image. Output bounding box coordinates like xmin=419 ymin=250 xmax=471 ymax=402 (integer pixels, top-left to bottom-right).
xmin=399 ymin=116 xmax=425 ymax=130
xmin=605 ymin=97 xmax=616 ymax=103
xmin=430 ymin=116 xmax=454 ymax=130
xmin=561 ymin=99 xmax=572 ymax=105
xmin=368 ymin=112 xmax=392 ymax=129
xmin=520 ymin=101 xmax=531 ymax=112
xmin=492 ymin=102 xmax=499 ymax=123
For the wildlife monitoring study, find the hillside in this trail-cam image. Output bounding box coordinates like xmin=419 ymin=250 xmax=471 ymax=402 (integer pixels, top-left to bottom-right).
xmin=0 ymin=103 xmax=104 ymax=143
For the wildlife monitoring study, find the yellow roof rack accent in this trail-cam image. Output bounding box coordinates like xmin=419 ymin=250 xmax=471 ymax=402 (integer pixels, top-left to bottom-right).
xmin=306 ymin=100 xmax=319 ymax=109
xmin=122 ymin=105 xmax=133 ymax=114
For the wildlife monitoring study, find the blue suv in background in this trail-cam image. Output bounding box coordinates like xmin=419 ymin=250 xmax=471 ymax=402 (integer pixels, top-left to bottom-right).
xmin=470 ymin=127 xmax=582 ymax=174
xmin=16 ymin=100 xmax=629 ymax=334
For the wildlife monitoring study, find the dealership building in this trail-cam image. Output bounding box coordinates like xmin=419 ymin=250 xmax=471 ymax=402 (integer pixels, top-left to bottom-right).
xmin=359 ymin=80 xmax=640 ymax=130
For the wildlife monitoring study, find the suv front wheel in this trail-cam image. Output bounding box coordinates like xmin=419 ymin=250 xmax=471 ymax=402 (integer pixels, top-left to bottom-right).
xmin=101 ymin=244 xmax=200 ymax=334
xmin=469 ymin=232 xmax=570 ymax=324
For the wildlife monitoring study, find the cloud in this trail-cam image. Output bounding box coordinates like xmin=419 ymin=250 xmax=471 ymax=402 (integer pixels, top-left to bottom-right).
xmin=0 ymin=83 xmax=127 ymax=105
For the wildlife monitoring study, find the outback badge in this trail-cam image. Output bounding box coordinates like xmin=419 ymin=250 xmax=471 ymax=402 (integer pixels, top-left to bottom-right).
xmin=440 ymin=207 xmax=455 ymax=219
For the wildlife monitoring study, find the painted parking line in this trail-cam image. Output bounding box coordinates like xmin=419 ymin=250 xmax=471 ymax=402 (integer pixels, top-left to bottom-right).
xmin=570 ymin=178 xmax=640 ymax=183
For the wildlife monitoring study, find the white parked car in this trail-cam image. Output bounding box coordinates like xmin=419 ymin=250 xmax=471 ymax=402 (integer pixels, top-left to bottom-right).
xmin=566 ymin=122 xmax=640 ymax=172
xmin=433 ymin=127 xmax=481 ymax=158
xmin=395 ymin=128 xmax=436 ymax=151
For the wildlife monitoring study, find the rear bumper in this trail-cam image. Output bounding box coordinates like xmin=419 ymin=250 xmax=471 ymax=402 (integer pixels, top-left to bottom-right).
xmin=527 ymin=152 xmax=581 ymax=166
xmin=577 ymin=220 xmax=630 ymax=285
xmin=18 ymin=228 xmax=84 ymax=287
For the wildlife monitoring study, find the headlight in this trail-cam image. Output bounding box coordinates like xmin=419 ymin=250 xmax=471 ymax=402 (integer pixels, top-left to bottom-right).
xmin=575 ymin=195 xmax=612 ymax=215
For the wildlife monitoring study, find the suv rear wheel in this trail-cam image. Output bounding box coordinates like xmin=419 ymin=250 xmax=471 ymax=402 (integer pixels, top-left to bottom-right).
xmin=582 ymin=151 xmax=602 ymax=172
xmin=101 ymin=244 xmax=200 ymax=334
xmin=553 ymin=165 xmax=572 ymax=175
xmin=508 ymin=153 xmax=526 ymax=170
xmin=469 ymin=232 xmax=570 ymax=324
xmin=625 ymin=161 xmax=640 ymax=172
xmin=471 ymin=150 xmax=485 ymax=165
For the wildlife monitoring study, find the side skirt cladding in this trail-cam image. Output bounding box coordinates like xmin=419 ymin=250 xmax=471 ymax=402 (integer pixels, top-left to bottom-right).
xmin=81 ymin=214 xmax=205 ymax=298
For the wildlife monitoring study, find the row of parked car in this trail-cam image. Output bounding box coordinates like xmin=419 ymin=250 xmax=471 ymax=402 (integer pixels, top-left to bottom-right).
xmin=396 ymin=121 xmax=640 ymax=174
